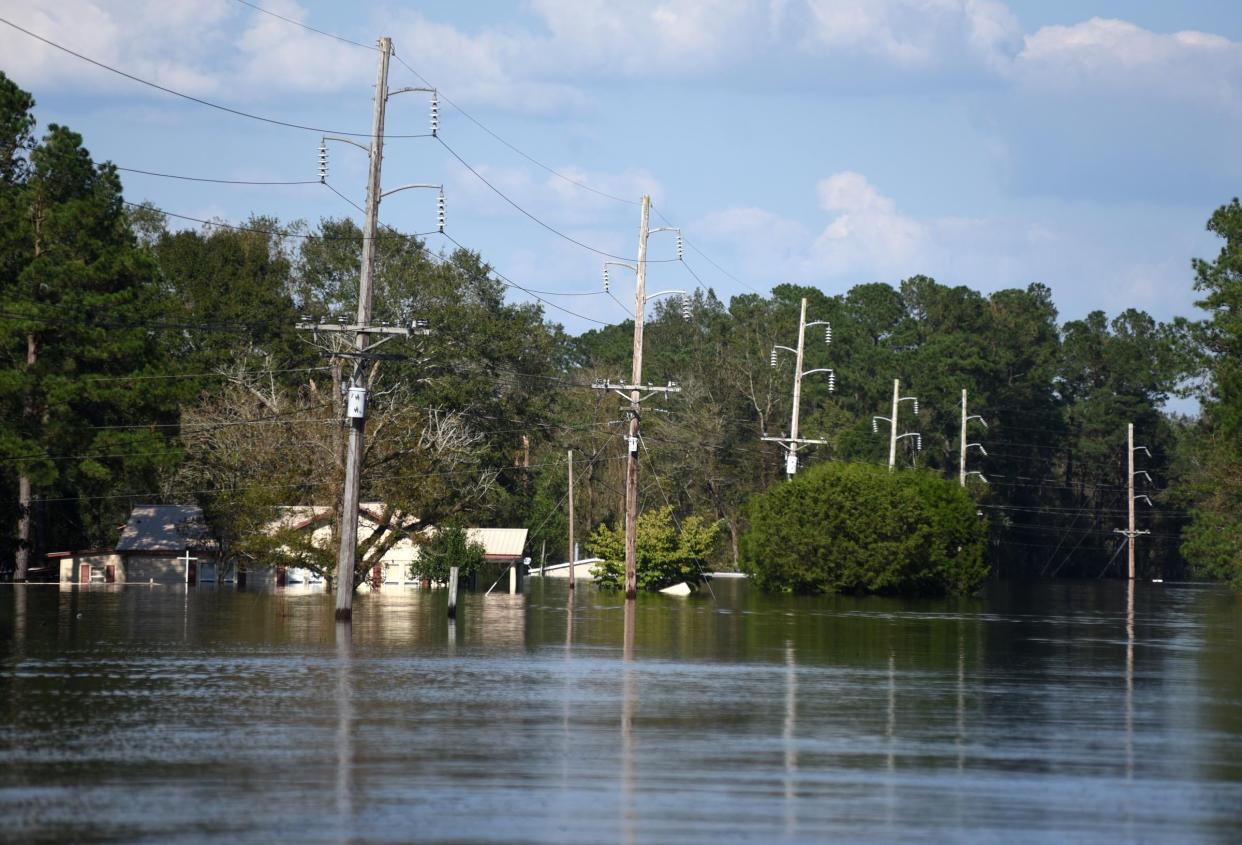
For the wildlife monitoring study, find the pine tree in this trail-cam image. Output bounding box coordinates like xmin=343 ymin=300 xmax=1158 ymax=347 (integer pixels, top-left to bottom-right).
xmin=0 ymin=73 xmax=178 ymax=576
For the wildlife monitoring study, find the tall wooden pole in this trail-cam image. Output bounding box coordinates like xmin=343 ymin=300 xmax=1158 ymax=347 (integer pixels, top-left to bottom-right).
xmin=567 ymin=449 xmax=575 ymax=589
xmin=335 ymin=37 xmax=391 ymax=622
xmin=786 ymin=298 xmax=808 ymax=477
xmin=888 ymin=378 xmax=900 ymax=470
xmin=960 ymin=389 xmax=968 ymax=487
xmin=624 ymin=196 xmax=651 ymax=601
xmin=1127 ymin=422 xmax=1136 ymax=580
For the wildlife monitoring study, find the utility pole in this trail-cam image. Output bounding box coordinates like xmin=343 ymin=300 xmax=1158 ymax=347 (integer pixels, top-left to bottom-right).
xmin=567 ymin=449 xmax=575 ymax=589
xmin=873 ymin=379 xmax=920 ymax=469
xmin=592 ymin=195 xmax=687 ymax=600
xmin=959 ymin=389 xmax=988 ymax=486
xmin=297 ymin=37 xmax=438 ymax=623
xmin=333 ymin=36 xmax=391 ymax=623
xmin=1115 ymin=423 xmax=1153 ymax=580
xmin=624 ymin=195 xmax=649 ymax=602
xmin=762 ymin=297 xmax=833 ymax=477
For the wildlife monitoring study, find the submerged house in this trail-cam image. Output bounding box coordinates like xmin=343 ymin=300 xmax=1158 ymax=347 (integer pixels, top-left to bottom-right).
xmin=53 ymin=505 xmax=220 ymax=585
xmin=267 ymin=504 xmax=528 ymax=588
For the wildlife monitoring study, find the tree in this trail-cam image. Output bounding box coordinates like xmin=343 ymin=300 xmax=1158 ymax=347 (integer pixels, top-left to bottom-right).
xmin=740 ymin=461 xmax=988 ymax=595
xmin=409 ymin=524 xmax=486 ymax=585
xmin=587 ymin=506 xmax=720 ymax=591
xmin=0 ymin=73 xmax=178 ymax=577
xmin=1180 ymin=199 xmax=1242 ymax=585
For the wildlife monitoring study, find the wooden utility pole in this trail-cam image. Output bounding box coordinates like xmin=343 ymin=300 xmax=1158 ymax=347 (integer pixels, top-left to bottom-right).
xmin=959 ymin=389 xmax=988 ymax=486
xmin=960 ymin=389 xmax=968 ymax=486
xmin=624 ymin=196 xmax=651 ymax=601
xmin=1128 ymin=422 xmax=1135 ymax=580
xmin=872 ymin=379 xmax=919 ymax=469
xmin=590 ymin=195 xmax=682 ymax=600
xmin=888 ymin=379 xmax=900 ymax=470
xmin=761 ymin=297 xmax=832 ymax=476
xmin=1115 ymin=422 xmax=1151 ymax=579
xmin=567 ymin=449 xmax=575 ymax=589
xmin=332 ymin=37 xmax=392 ymax=622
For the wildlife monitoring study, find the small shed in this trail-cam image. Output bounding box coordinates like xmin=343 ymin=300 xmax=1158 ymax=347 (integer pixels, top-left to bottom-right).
xmin=117 ymin=505 xmax=216 ymax=584
xmin=55 ymin=505 xmax=218 ymax=585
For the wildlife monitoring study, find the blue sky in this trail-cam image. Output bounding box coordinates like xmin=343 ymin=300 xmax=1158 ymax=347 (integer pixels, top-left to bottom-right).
xmin=2 ymin=0 xmax=1240 ymax=334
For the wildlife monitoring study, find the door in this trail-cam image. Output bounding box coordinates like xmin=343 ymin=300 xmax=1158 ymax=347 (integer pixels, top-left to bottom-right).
xmin=79 ymin=563 xmax=91 ymax=583
xmin=371 ymin=564 xmax=382 ymax=589
xmin=104 ymin=564 xmax=116 ymax=583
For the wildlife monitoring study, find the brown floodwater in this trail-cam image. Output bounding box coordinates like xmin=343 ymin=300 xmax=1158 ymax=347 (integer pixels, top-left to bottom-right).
xmin=1 ymin=578 xmax=1240 ymax=843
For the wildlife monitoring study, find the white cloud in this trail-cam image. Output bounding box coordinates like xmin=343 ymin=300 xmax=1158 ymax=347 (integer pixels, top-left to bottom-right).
xmin=0 ymin=0 xmax=371 ymax=100
xmin=801 ymin=0 xmax=1020 ymax=71
xmin=811 ymin=171 xmax=926 ymax=274
xmin=1013 ymin=17 xmax=1242 ymax=112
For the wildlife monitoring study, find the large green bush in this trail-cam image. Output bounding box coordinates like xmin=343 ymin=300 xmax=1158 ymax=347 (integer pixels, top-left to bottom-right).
xmin=740 ymin=462 xmax=988 ymax=595
xmin=587 ymin=506 xmax=720 ymax=591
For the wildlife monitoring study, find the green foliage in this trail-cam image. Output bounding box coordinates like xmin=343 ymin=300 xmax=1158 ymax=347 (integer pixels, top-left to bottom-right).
xmin=410 ymin=525 xmax=486 ymax=585
xmin=587 ymin=506 xmax=720 ymax=591
xmin=740 ymin=462 xmax=988 ymax=596
xmin=1179 ymin=198 xmax=1242 ymax=586
xmin=0 ymin=73 xmax=180 ymax=567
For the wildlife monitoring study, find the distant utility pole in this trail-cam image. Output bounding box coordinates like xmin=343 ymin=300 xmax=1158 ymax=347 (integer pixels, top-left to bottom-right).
xmin=1114 ymin=422 xmax=1152 ymax=580
xmin=762 ymin=297 xmax=834 ymax=477
xmin=872 ymin=379 xmax=920 ymax=469
xmin=959 ymin=388 xmax=988 ymax=486
xmin=592 ymin=194 xmax=689 ymax=600
xmin=567 ymin=449 xmax=575 ymax=590
xmin=297 ymin=36 xmax=439 ymax=623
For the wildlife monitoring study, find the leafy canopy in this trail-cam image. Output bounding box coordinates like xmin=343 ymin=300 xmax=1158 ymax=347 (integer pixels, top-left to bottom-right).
xmin=740 ymin=461 xmax=988 ymax=596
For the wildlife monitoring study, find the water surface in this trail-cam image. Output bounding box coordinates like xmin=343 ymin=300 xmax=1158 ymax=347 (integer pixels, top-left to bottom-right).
xmin=1 ymin=579 xmax=1240 ymax=843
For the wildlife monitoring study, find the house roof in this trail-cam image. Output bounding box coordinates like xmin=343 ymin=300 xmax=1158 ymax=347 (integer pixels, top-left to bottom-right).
xmin=117 ymin=505 xmax=209 ymax=552
xmin=468 ymin=528 xmax=528 ymax=560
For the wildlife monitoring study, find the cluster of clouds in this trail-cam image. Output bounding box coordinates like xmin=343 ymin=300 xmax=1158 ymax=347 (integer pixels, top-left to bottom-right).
xmin=1 ymin=0 xmax=1233 ymax=320
xmin=5 ymin=1 xmax=1238 ymax=111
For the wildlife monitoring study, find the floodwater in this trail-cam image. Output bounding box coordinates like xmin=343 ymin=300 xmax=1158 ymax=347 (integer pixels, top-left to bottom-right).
xmin=1 ymin=579 xmax=1240 ymax=844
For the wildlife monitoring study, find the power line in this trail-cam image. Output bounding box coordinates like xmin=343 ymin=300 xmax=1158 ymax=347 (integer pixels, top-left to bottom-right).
xmin=230 ymin=0 xmax=377 ymax=52
xmin=438 ymin=230 xmax=610 ymax=326
xmin=116 ymin=166 xmax=318 ymax=186
xmin=0 ymin=15 xmax=429 ymax=139
xmin=437 ymin=136 xmax=677 ymax=264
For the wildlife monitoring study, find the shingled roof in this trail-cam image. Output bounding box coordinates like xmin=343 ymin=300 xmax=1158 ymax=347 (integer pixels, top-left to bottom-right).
xmin=116 ymin=505 xmax=210 ymax=552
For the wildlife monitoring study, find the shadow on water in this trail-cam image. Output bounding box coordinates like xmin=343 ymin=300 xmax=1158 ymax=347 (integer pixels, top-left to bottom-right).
xmin=0 ymin=577 xmax=1240 ymax=843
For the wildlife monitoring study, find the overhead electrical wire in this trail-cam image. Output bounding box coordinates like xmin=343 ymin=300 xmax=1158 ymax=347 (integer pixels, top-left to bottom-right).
xmin=438 ymin=230 xmax=610 ymax=326
xmin=436 ymin=136 xmax=676 ymax=264
xmin=0 ymin=15 xmax=429 ymax=139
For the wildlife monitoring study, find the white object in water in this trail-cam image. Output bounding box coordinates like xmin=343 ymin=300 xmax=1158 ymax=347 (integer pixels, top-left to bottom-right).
xmin=659 ymin=582 xmax=693 ymax=596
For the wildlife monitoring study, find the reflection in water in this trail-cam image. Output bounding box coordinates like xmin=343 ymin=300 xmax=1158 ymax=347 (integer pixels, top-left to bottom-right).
xmin=2 ymin=580 xmax=1240 ymax=843
xmin=783 ymin=641 xmax=798 ymax=835
xmin=335 ymin=622 xmax=354 ymax=845
xmin=956 ymin=626 xmax=966 ymax=772
xmin=621 ymin=600 xmax=636 ymax=845
xmin=13 ymin=584 xmax=25 ymax=653
xmin=1125 ymin=580 xmax=1135 ymax=782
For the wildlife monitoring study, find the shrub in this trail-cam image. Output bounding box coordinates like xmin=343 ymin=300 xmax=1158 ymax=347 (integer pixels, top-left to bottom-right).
xmin=587 ymin=506 xmax=720 ymax=591
xmin=409 ymin=525 xmax=487 ymax=585
xmin=739 ymin=462 xmax=988 ymax=595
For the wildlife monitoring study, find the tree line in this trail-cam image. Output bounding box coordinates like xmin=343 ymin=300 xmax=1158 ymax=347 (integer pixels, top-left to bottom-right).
xmin=2 ymin=71 xmax=1239 ymax=586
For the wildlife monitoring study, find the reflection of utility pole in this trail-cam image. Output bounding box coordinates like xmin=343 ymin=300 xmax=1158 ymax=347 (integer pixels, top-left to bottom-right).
xmin=762 ymin=297 xmax=834 ymax=477
xmin=567 ymin=449 xmax=575 ymax=590
xmin=296 ymin=36 xmax=439 ymax=623
xmin=592 ymin=194 xmax=689 ymax=600
xmin=959 ymin=388 xmax=988 ymax=486
xmin=872 ymin=379 xmax=920 ymax=469
xmin=1114 ymin=422 xmax=1152 ymax=580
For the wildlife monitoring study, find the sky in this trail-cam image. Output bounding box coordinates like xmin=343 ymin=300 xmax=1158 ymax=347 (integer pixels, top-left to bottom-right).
xmin=2 ymin=0 xmax=1240 ymax=335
